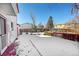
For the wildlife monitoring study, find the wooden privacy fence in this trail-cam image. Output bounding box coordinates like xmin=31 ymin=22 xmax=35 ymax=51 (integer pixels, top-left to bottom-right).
xmin=50 ymin=32 xmax=79 ymax=42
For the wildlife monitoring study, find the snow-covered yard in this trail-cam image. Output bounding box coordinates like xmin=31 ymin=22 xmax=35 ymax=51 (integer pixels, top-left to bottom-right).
xmin=16 ymin=34 xmax=79 ymax=56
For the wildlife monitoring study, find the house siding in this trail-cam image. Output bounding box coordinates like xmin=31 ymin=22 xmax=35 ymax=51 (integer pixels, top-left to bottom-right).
xmin=6 ymin=15 xmax=17 ymax=44
xmin=0 ymin=3 xmax=18 ymax=55
xmin=0 ymin=3 xmax=16 ymax=16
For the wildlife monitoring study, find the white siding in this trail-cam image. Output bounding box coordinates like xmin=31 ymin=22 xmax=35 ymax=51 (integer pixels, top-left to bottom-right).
xmin=0 ymin=25 xmax=1 ymax=34
xmin=0 ymin=3 xmax=18 ymax=45
xmin=0 ymin=3 xmax=16 ymax=16
xmin=0 ymin=20 xmax=2 ymax=51
xmin=0 ymin=36 xmax=1 ymax=51
xmin=6 ymin=15 xmax=17 ymax=44
xmin=0 ymin=3 xmax=18 ymax=54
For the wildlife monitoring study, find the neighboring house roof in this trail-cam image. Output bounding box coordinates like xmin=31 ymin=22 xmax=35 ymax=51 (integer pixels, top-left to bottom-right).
xmin=20 ymin=23 xmax=33 ymax=29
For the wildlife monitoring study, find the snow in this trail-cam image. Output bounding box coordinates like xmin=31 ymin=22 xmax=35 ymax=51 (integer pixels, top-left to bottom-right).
xmin=36 ymin=35 xmax=52 ymax=37
xmin=16 ymin=33 xmax=79 ymax=56
xmin=16 ymin=34 xmax=40 ymax=56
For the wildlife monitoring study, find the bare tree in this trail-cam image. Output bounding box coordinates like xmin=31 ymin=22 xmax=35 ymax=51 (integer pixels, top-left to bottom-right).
xmin=38 ymin=23 xmax=44 ymax=31
xmin=71 ymin=3 xmax=79 ymax=15
xmin=30 ymin=10 xmax=37 ymax=32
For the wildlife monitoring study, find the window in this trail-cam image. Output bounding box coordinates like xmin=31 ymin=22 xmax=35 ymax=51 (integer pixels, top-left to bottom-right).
xmin=11 ymin=22 xmax=14 ymax=31
xmin=0 ymin=17 xmax=6 ymax=50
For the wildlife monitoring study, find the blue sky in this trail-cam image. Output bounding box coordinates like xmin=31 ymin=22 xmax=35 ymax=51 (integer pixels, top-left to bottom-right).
xmin=17 ymin=3 xmax=75 ymax=25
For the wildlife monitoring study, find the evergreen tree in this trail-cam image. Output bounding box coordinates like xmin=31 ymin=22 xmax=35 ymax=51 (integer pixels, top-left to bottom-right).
xmin=47 ymin=16 xmax=54 ymax=31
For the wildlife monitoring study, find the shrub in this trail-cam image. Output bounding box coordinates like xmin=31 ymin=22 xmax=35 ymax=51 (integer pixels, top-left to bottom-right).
xmin=44 ymin=31 xmax=51 ymax=36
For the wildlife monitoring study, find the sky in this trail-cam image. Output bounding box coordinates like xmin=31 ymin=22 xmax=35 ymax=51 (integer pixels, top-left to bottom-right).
xmin=17 ymin=3 xmax=76 ymax=25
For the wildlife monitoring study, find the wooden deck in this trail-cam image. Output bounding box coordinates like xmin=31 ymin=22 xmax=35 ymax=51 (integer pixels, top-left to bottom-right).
xmin=1 ymin=40 xmax=18 ymax=56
